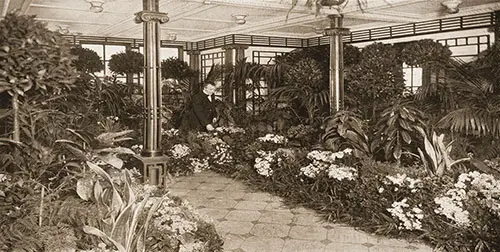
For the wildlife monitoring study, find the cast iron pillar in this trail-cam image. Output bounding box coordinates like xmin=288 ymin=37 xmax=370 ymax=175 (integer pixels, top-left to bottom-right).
xmin=187 ymin=50 xmax=201 ymax=89
xmin=134 ymin=0 xmax=170 ymax=186
xmin=325 ymin=14 xmax=349 ymax=113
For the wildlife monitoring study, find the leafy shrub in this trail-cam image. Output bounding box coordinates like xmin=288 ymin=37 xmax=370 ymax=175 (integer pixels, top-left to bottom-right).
xmin=371 ymin=102 xmax=427 ymax=163
xmin=109 ymin=50 xmax=144 ymax=76
xmin=70 ymin=47 xmax=104 ymax=73
xmin=345 ymin=42 xmax=405 ymax=120
xmin=400 ymin=39 xmax=452 ymax=67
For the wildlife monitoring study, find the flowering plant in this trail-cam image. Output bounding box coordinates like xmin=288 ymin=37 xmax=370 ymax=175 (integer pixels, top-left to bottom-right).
xmin=299 ymin=149 xmax=357 ymax=181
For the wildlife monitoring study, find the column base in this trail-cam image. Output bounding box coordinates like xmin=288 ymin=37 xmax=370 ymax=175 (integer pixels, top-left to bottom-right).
xmin=134 ymin=155 xmax=171 ymax=187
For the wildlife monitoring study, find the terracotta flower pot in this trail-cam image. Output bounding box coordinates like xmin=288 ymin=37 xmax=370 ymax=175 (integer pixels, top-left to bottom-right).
xmin=320 ymin=0 xmax=347 ymax=6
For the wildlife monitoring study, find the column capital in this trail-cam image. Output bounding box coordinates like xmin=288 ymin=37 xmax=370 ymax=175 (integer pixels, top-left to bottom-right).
xmin=324 ymin=27 xmax=350 ymax=36
xmin=222 ymin=44 xmax=249 ymax=51
xmin=134 ymin=10 xmax=169 ymax=24
xmin=186 ymin=50 xmax=201 ymax=55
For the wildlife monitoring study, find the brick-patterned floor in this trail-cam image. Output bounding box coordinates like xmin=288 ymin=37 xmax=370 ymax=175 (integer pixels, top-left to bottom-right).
xmin=168 ymin=171 xmax=434 ymax=252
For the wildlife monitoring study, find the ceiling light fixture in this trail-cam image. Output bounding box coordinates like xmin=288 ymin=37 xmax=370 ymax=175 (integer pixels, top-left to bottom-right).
xmin=57 ymin=25 xmax=70 ymax=35
xmin=232 ymin=14 xmax=247 ymax=25
xmin=85 ymin=0 xmax=107 ymax=13
xmin=441 ymin=0 xmax=462 ymax=14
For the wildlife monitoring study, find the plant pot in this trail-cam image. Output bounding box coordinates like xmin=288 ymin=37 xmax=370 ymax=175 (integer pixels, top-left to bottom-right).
xmin=320 ymin=0 xmax=347 ymax=7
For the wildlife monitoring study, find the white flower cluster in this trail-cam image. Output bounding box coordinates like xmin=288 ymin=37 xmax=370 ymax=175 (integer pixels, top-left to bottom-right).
xmin=382 ymin=173 xmax=422 ymax=193
xmin=387 ymin=198 xmax=424 ymax=230
xmin=208 ymin=137 xmax=233 ymax=165
xmin=299 ymin=149 xmax=356 ymax=180
xmin=434 ymin=188 xmax=470 ymax=226
xmin=455 ymin=171 xmax=500 ymax=218
xmin=327 ymin=164 xmax=358 ymax=181
xmin=257 ymin=133 xmax=288 ymax=144
xmin=189 ymin=157 xmax=209 ymax=173
xmin=215 ymin=126 xmax=245 ymax=134
xmin=254 ymin=150 xmax=278 ymax=177
xmin=171 ymin=144 xmax=191 ymax=159
xmin=151 ymin=198 xmax=198 ymax=235
xmin=162 ymin=128 xmax=180 ymax=137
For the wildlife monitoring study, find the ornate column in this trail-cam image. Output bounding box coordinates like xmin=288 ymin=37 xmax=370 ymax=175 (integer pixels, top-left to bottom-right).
xmin=324 ymin=14 xmax=350 ymax=113
xmin=187 ymin=50 xmax=201 ymax=89
xmin=134 ymin=0 xmax=169 ymax=186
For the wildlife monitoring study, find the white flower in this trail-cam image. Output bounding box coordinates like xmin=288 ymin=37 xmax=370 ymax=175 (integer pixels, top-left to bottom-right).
xmin=434 ymin=194 xmax=470 ymax=226
xmin=190 ymin=158 xmax=209 ymax=173
xmin=378 ymin=187 xmax=385 ymax=193
xmin=257 ymin=134 xmax=288 ymax=144
xmin=163 ymin=128 xmax=180 ymax=137
xmin=327 ymin=164 xmax=358 ymax=181
xmin=254 ymin=150 xmax=276 ymax=177
xmin=387 ymin=198 xmax=424 ymax=230
xmin=171 ymin=144 xmax=191 ymax=159
xmin=215 ymin=126 xmax=245 ymax=134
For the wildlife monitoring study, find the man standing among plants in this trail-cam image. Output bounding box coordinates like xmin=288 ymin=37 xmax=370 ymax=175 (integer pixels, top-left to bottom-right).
xmin=180 ymin=82 xmax=218 ymax=132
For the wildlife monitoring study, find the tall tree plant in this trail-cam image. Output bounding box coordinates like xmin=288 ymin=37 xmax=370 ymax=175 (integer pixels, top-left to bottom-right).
xmin=0 ymin=13 xmax=78 ymax=142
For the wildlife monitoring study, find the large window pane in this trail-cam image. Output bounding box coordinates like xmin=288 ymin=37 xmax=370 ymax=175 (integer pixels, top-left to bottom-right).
xmin=82 ymin=44 xmax=103 ymax=59
xmin=160 ymin=47 xmax=178 ymax=60
xmin=105 ymin=45 xmax=126 ymax=59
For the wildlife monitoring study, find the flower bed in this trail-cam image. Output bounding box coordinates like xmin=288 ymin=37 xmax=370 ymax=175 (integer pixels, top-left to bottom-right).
xmin=165 ymin=127 xmax=500 ymax=251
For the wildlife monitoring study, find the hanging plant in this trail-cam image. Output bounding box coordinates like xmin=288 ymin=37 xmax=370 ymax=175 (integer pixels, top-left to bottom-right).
xmin=400 ymin=39 xmax=452 ymax=67
xmin=70 ymin=47 xmax=104 ymax=74
xmin=108 ymin=50 xmax=144 ymax=75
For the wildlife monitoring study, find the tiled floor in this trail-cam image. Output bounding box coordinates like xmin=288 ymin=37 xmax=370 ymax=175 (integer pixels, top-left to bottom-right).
xmin=168 ymin=171 xmax=434 ymax=252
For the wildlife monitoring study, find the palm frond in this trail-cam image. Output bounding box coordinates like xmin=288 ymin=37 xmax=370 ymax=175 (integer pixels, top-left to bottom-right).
xmin=438 ymin=107 xmax=500 ymax=137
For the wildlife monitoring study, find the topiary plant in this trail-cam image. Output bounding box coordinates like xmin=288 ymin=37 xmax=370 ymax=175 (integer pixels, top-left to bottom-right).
xmin=108 ymin=50 xmax=144 ymax=80
xmin=400 ymin=39 xmax=452 ymax=67
xmin=70 ymin=47 xmax=104 ymax=74
xmin=0 ymin=12 xmax=78 ymax=142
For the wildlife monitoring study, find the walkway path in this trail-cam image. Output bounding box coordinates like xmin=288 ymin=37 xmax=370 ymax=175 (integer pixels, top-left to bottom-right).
xmin=168 ymin=171 xmax=433 ymax=252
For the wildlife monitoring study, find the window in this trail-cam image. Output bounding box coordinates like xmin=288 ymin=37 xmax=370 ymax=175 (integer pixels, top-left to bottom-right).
xmin=201 ymin=52 xmax=224 ymax=100
xmin=247 ymin=51 xmax=287 ymax=114
xmin=402 ymin=63 xmax=423 ymax=94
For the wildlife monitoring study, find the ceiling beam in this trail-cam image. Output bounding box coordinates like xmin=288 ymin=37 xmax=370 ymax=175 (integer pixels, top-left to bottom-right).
xmin=35 ymin=18 xmax=113 ymax=26
xmin=30 ymin=3 xmax=131 ymax=14
xmin=183 ymin=16 xmax=234 ymax=23
xmin=161 ymin=27 xmax=217 ymax=32
xmin=348 ymin=12 xmax=420 ymax=23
